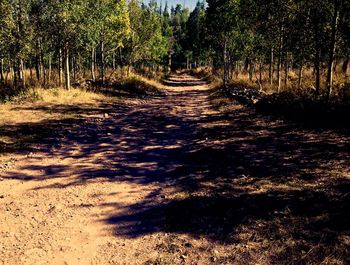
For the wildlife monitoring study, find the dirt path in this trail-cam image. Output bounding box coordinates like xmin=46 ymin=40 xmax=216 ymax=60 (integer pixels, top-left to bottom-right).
xmin=1 ymin=74 xmax=350 ymax=265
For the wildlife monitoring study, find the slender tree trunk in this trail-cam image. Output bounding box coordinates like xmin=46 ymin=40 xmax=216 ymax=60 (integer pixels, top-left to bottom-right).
xmin=18 ymin=60 xmax=22 ymax=81
xmin=42 ymin=59 xmax=46 ymax=86
xmin=243 ymin=57 xmax=249 ymax=74
xmin=12 ymin=61 xmax=18 ymax=88
xmin=230 ymin=60 xmax=235 ymax=80
xmin=277 ymin=54 xmax=282 ymax=92
xmin=235 ymin=61 xmax=239 ymax=79
xmin=14 ymin=60 xmax=21 ymax=88
xmin=48 ymin=55 xmax=52 ymax=84
xmin=91 ymin=47 xmax=96 ymax=81
xmin=58 ymin=49 xmax=63 ymax=86
xmin=100 ymin=37 xmax=105 ymax=84
xmin=77 ymin=53 xmax=81 ymax=79
xmin=39 ymin=40 xmax=45 ymax=86
xmin=315 ymin=51 xmax=321 ymax=95
xmin=313 ymin=14 xmax=321 ymax=95
xmin=249 ymin=60 xmax=254 ymax=82
xmin=269 ymin=47 xmax=274 ymax=85
xmin=284 ymin=53 xmax=289 ymax=89
xmin=333 ymin=58 xmax=338 ymax=73
xmin=112 ymin=52 xmax=116 ymax=72
xmin=298 ymin=63 xmax=303 ymax=89
xmin=223 ymin=40 xmax=228 ymax=87
xmin=0 ymin=58 xmax=4 ymax=83
xmin=29 ymin=60 xmax=33 ymax=83
xmin=5 ymin=59 xmax=10 ymax=84
xmin=10 ymin=60 xmax=15 ymax=87
xmin=35 ymin=40 xmax=41 ymax=81
xmin=277 ymin=25 xmax=284 ymax=92
xmin=94 ymin=47 xmax=98 ymax=77
xmin=228 ymin=55 xmax=232 ymax=80
xmin=259 ymin=61 xmax=263 ymax=84
xmin=35 ymin=59 xmax=40 ymax=81
xmin=20 ymin=59 xmax=25 ymax=88
xmin=65 ymin=44 xmax=71 ymax=90
xmin=326 ymin=0 xmax=340 ymax=98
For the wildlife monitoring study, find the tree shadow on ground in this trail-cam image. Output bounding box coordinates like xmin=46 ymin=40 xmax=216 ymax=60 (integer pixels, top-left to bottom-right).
xmin=2 ymin=88 xmax=350 ymax=263
xmin=0 ymin=101 xmax=127 ymax=156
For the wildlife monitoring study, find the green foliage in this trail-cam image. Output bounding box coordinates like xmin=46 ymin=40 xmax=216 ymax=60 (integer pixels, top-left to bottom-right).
xmin=0 ymin=0 xmax=176 ymax=92
xmin=124 ymin=0 xmax=169 ymax=67
xmin=3 ymin=0 xmax=349 ymax=97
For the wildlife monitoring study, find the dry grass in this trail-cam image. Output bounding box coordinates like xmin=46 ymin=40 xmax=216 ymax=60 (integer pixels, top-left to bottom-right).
xmin=0 ymin=86 xmax=114 ymax=163
xmin=190 ymin=65 xmax=349 ymax=96
xmin=195 ymin=65 xmax=350 ymax=128
xmin=36 ymin=87 xmax=110 ymax=104
xmin=0 ymin=88 xmax=104 ymax=126
xmin=0 ymin=87 xmax=111 ymax=124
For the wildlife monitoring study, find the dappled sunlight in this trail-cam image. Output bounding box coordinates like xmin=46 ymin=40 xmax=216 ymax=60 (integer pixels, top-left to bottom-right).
xmin=1 ymin=74 xmax=350 ymax=264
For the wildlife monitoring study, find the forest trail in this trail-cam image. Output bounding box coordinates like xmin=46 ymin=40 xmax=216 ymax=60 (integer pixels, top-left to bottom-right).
xmin=1 ymin=74 xmax=350 ymax=264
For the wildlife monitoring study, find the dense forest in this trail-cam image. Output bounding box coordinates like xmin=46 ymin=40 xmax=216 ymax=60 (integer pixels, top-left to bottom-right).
xmin=1 ymin=0 xmax=350 ymax=98
xmin=0 ymin=0 xmax=189 ymax=93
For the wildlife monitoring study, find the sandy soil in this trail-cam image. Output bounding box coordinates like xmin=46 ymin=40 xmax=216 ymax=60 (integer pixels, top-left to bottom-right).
xmin=1 ymin=75 xmax=350 ymax=265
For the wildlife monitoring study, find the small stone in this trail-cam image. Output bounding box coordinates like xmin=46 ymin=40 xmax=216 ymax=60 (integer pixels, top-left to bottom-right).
xmin=184 ymin=242 xmax=192 ymax=248
xmin=0 ymin=177 xmax=4 ymax=181
xmin=0 ymin=195 xmax=5 ymax=199
xmin=103 ymin=113 xmax=109 ymax=118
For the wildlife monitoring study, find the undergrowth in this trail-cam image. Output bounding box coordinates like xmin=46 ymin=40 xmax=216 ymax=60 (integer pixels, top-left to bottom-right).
xmin=199 ymin=66 xmax=350 ymax=128
xmin=0 ymin=73 xmax=164 ymax=105
xmin=86 ymin=74 xmax=164 ymax=98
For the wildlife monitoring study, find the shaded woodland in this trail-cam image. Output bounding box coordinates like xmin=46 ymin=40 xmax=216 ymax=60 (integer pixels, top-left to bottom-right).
xmin=1 ymin=1 xmax=350 ymax=100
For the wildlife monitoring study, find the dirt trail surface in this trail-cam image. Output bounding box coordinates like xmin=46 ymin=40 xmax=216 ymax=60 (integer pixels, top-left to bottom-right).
xmin=1 ymin=74 xmax=350 ymax=264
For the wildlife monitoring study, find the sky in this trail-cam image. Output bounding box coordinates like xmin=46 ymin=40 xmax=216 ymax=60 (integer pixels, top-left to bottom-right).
xmin=143 ymin=0 xmax=199 ymax=11
xmin=166 ymin=0 xmax=198 ymax=10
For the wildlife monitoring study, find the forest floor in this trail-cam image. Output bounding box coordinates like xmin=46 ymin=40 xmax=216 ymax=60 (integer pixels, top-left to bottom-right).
xmin=1 ymin=74 xmax=350 ymax=265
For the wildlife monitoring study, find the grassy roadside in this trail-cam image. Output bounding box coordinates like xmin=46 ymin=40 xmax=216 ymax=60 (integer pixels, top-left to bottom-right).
xmin=0 ymin=75 xmax=164 ymax=163
xmin=191 ymin=67 xmax=350 ymax=128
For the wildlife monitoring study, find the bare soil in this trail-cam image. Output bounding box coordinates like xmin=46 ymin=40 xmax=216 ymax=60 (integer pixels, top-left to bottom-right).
xmin=1 ymin=75 xmax=350 ymax=265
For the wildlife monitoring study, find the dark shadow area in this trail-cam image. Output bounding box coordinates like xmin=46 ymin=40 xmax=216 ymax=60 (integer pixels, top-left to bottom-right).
xmin=0 ymin=101 xmax=123 ymax=155
xmin=107 ymin=186 xmax=350 ymax=239
xmin=0 ymin=117 xmax=81 ymax=155
xmin=222 ymin=82 xmax=350 ymax=129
